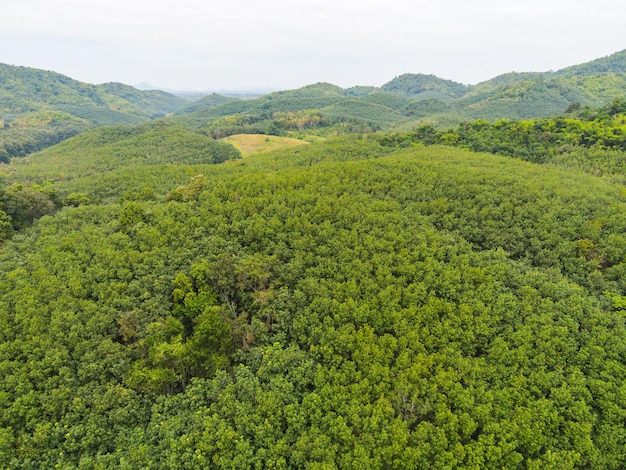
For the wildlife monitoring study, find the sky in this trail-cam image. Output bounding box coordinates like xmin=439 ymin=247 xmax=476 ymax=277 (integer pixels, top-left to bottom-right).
xmin=0 ymin=0 xmax=624 ymax=91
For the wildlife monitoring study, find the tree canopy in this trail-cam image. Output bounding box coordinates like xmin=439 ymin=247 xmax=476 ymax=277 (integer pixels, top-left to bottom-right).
xmin=3 ymin=54 xmax=626 ymax=468
xmin=2 ymin=126 xmax=626 ymax=467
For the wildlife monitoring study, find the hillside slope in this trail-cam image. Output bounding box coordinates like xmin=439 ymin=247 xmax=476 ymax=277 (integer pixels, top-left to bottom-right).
xmin=1 ymin=135 xmax=626 ymax=467
xmin=0 ymin=64 xmax=189 ymax=159
xmin=453 ymin=50 xmax=626 ymax=120
xmin=380 ymin=73 xmax=469 ymax=100
xmin=3 ymin=49 xmax=625 ymax=159
xmin=0 ymin=64 xmax=186 ymax=121
xmin=5 ymin=121 xmax=240 ymax=190
xmin=168 ymin=49 xmax=626 ymax=134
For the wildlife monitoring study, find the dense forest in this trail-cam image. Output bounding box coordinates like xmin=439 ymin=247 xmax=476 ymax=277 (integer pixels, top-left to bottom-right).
xmin=169 ymin=49 xmax=626 ymax=137
xmin=380 ymin=97 xmax=626 ymax=177
xmin=0 ymin=64 xmax=188 ymax=160
xmin=2 ymin=52 xmax=626 ymax=468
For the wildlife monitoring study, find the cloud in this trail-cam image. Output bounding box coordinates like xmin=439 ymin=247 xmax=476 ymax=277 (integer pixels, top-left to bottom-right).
xmin=1 ymin=0 xmax=624 ymax=88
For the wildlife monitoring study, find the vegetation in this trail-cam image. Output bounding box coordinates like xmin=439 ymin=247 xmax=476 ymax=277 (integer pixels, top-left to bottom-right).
xmin=4 ymin=121 xmax=241 ymax=188
xmin=0 ymin=111 xmax=89 ymax=161
xmin=0 ymin=64 xmax=189 ymax=158
xmin=380 ymin=73 xmax=469 ymax=100
xmin=3 ymin=50 xmax=626 ymax=158
xmin=168 ymin=49 xmax=626 ymax=137
xmin=380 ymin=97 xmax=626 ymax=178
xmin=456 ymin=73 xmax=626 ymax=120
xmin=0 ymin=124 xmax=626 ymax=467
xmin=2 ymin=51 xmax=626 ymax=468
xmin=556 ymin=49 xmax=626 ymax=76
xmin=0 ymin=64 xmax=186 ymax=122
xmin=0 ymin=182 xmax=60 ymax=241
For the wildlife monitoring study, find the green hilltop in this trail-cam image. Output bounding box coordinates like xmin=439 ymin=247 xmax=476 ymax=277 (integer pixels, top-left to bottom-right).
xmin=7 ymin=121 xmax=240 ymax=187
xmin=380 ymin=73 xmax=469 ymax=100
xmin=556 ymin=49 xmax=626 ymax=76
xmin=168 ymin=49 xmax=626 ymax=136
xmin=3 ymin=50 xmax=626 ymax=156
xmin=0 ymin=64 xmax=189 ymax=160
xmin=0 ymin=64 xmax=186 ymax=121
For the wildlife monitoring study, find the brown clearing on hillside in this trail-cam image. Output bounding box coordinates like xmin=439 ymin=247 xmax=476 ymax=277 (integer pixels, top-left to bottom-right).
xmin=222 ymin=134 xmax=310 ymax=157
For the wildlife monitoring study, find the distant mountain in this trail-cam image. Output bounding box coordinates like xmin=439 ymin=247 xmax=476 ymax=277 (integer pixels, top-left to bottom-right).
xmin=0 ymin=64 xmax=189 ymax=159
xmin=556 ymin=49 xmax=626 ymax=76
xmin=0 ymin=64 xmax=187 ymax=122
xmin=169 ymin=82 xmax=412 ymax=135
xmin=2 ymin=50 xmax=626 ymax=159
xmin=380 ymin=73 xmax=469 ymax=100
xmin=97 ymin=82 xmax=187 ymax=119
xmin=176 ymin=93 xmax=239 ymax=115
xmin=170 ymin=49 xmax=626 ymax=135
xmin=169 ymin=82 xmax=358 ymax=133
xmin=134 ymin=81 xmax=158 ymax=90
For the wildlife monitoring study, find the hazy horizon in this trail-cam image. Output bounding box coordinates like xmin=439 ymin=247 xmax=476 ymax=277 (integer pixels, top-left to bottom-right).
xmin=1 ymin=0 xmax=624 ymax=91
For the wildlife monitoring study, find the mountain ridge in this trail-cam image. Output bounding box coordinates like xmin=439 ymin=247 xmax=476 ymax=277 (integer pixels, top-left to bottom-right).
xmin=2 ymin=49 xmax=626 ymax=156
xmin=4 ymin=49 xmax=624 ymax=107
xmin=169 ymin=48 xmax=626 ymax=134
xmin=0 ymin=64 xmax=191 ymax=159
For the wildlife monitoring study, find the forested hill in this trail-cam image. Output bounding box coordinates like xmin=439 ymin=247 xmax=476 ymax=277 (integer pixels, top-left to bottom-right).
xmin=3 ymin=129 xmax=626 ymax=467
xmin=0 ymin=64 xmax=188 ymax=160
xmin=8 ymin=121 xmax=241 ymax=187
xmin=0 ymin=64 xmax=186 ymax=120
xmin=3 ymin=47 xmax=626 ymax=468
xmin=2 ymin=50 xmax=626 ymax=159
xmin=453 ymin=50 xmax=626 ymax=119
xmin=379 ymin=73 xmax=469 ymax=100
xmin=380 ymin=96 xmax=626 ymax=178
xmin=556 ymin=49 xmax=626 ymax=76
xmin=170 ymin=49 xmax=626 ymax=136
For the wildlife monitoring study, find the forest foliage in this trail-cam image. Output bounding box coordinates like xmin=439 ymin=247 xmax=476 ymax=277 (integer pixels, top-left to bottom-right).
xmin=2 ymin=121 xmax=626 ymax=467
xmin=4 ymin=121 xmax=241 ymax=187
xmin=168 ymin=49 xmax=626 ymax=138
xmin=2 ymin=52 xmax=626 ymax=469
xmin=0 ymin=64 xmax=189 ymax=160
xmin=380 ymin=98 xmax=626 ymax=179
xmin=3 ymin=50 xmax=626 ymax=157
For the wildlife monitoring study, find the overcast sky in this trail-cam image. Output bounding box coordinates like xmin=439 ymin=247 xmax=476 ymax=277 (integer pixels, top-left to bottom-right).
xmin=0 ymin=0 xmax=624 ymax=91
